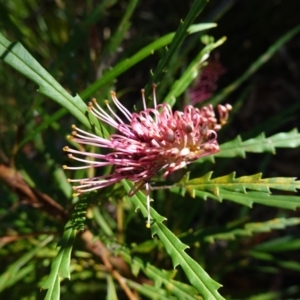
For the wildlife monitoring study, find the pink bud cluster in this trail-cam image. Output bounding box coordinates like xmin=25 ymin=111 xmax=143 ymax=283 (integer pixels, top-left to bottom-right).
xmin=190 ymin=59 xmax=225 ymax=105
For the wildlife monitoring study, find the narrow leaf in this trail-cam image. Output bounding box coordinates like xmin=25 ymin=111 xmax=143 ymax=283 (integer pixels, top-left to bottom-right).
xmin=148 ymin=0 xmax=209 ymax=93
xmin=0 ymin=235 xmax=53 ymax=292
xmin=164 ymin=36 xmax=226 ymax=106
xmin=122 ymin=180 xmax=224 ymax=300
xmin=249 ymin=250 xmax=300 ymax=272
xmin=253 ymin=235 xmax=300 ymax=253
xmin=219 ymin=189 xmax=300 ymax=210
xmin=0 ymin=33 xmax=104 ymax=135
xmin=122 ymin=250 xmax=199 ymax=300
xmin=187 ymin=187 xmax=300 ymax=210
xmin=196 ymin=129 xmax=300 ymax=162
xmin=208 ymin=23 xmax=300 ymax=106
xmin=81 ymin=22 xmax=216 ymax=100
xmin=44 ymin=275 xmax=60 ymax=300
xmin=41 ymin=221 xmax=76 ymax=294
xmin=203 ymin=218 xmax=300 ymax=243
xmin=184 ymin=172 xmax=300 ymax=197
xmin=126 ymin=280 xmax=177 ymax=300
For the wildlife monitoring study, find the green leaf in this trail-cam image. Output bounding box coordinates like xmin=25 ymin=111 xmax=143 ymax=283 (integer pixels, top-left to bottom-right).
xmin=51 ymin=0 xmax=115 ymax=71
xmin=0 ymin=235 xmax=53 ymax=293
xmin=147 ymin=0 xmax=209 ymax=93
xmin=148 ymin=266 xmax=200 ymax=300
xmin=177 ymin=173 xmax=300 ymax=210
xmin=122 ymin=180 xmax=224 ymax=300
xmin=44 ymin=276 xmax=60 ymax=300
xmin=196 ymin=129 xmax=300 ymax=162
xmin=208 ymin=23 xmax=300 ymax=106
xmin=126 ymin=280 xmax=177 ymax=300
xmin=80 ymin=22 xmax=216 ymax=100
xmin=41 ymin=221 xmax=76 ymax=299
xmin=187 ymin=23 xmax=217 ymax=34
xmin=184 ymin=172 xmax=300 ymax=197
xmin=71 ymin=199 xmax=88 ymax=231
xmin=203 ymin=218 xmax=300 ymax=243
xmin=106 ymin=275 xmax=118 ymax=300
xmin=121 ymin=250 xmax=200 ymax=299
xmin=19 ymin=108 xmax=67 ymax=148
xmin=164 ymin=36 xmax=226 ymax=106
xmin=252 ymin=235 xmax=300 ymax=253
xmin=0 ymin=33 xmax=104 ymax=135
xmin=249 ymin=250 xmax=300 ymax=272
xmin=219 ymin=189 xmax=300 ymax=210
xmin=246 ymin=286 xmax=299 ymax=300
xmin=92 ymin=206 xmax=114 ymax=237
xmin=100 ymin=0 xmax=138 ymax=57
xmin=0 ymin=34 xmax=81 ymax=116
xmin=187 ymin=188 xmax=300 ymax=210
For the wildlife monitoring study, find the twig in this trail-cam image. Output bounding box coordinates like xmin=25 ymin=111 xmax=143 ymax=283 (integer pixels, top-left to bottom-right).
xmin=81 ymin=230 xmax=138 ymax=300
xmin=0 ymin=163 xmax=138 ymax=299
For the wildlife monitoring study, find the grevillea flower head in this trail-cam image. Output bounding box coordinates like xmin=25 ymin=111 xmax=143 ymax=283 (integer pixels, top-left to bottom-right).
xmin=189 ymin=59 xmax=225 ymax=105
xmin=63 ymin=84 xmax=231 ymax=227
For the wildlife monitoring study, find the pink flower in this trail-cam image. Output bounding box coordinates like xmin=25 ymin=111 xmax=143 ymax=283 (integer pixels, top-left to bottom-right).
xmin=63 ymin=85 xmax=231 ymax=227
xmin=189 ymin=59 xmax=225 ymax=105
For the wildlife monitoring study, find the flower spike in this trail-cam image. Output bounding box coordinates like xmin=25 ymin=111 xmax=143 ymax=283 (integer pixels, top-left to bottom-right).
xmin=63 ymin=85 xmax=231 ymax=227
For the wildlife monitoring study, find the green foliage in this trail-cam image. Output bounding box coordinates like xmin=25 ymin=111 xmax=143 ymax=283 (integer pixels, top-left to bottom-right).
xmin=164 ymin=35 xmax=226 ymax=106
xmin=182 ymin=172 xmax=300 ymax=195
xmin=202 ymin=218 xmax=300 ymax=243
xmin=81 ymin=22 xmax=217 ymax=101
xmin=123 ymin=181 xmax=223 ymax=299
xmin=197 ymin=129 xmax=300 ymax=162
xmin=1 ymin=1 xmax=300 ymax=300
xmin=0 ymin=236 xmax=54 ymax=293
xmin=41 ymin=222 xmax=76 ymax=299
xmin=145 ymin=0 xmax=209 ymax=94
xmin=121 ymin=244 xmax=201 ymax=299
xmin=208 ymin=23 xmax=300 ymax=106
